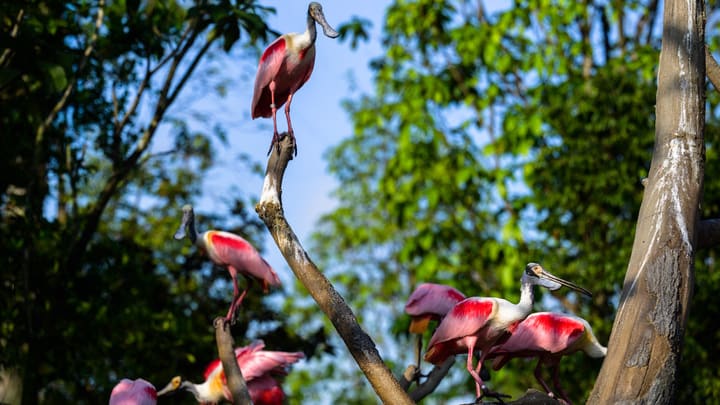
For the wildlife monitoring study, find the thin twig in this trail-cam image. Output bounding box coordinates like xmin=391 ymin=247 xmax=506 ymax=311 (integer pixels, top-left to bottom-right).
xmin=36 ymin=0 xmax=105 ymax=145
xmin=0 ymin=8 xmax=25 ymax=66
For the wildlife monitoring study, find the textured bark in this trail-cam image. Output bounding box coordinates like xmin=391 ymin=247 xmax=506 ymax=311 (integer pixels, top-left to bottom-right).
xmin=255 ymin=135 xmax=414 ymax=405
xmin=589 ymin=0 xmax=705 ymax=403
xmin=214 ymin=318 xmax=251 ymax=405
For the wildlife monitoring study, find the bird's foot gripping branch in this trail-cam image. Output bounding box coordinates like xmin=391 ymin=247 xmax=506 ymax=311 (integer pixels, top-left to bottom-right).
xmin=255 ymin=133 xmax=415 ymax=405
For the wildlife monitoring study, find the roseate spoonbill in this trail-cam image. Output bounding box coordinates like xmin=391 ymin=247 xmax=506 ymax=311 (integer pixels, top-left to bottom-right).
xmin=251 ymin=2 xmax=339 ymax=155
xmin=404 ymin=283 xmax=466 ymax=370
xmin=405 ymin=283 xmax=467 ymax=334
xmin=424 ymin=263 xmax=592 ymax=402
xmin=174 ymin=204 xmax=281 ymax=323
xmin=158 ymin=340 xmax=304 ymax=404
xmin=488 ymin=312 xmax=607 ymax=404
xmin=109 ymin=378 xmax=157 ymax=405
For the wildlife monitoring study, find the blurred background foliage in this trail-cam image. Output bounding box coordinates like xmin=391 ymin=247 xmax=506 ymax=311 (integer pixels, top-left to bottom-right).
xmin=2 ymin=0 xmax=720 ymax=404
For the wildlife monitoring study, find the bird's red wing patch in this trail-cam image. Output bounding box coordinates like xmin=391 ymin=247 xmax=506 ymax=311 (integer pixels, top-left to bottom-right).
xmin=259 ymin=37 xmax=286 ymax=63
xmin=209 ymin=232 xmax=252 ymax=253
xmin=451 ymin=298 xmax=493 ymax=319
xmin=203 ymin=358 xmax=222 ymax=380
xmin=143 ymin=386 xmax=157 ymax=400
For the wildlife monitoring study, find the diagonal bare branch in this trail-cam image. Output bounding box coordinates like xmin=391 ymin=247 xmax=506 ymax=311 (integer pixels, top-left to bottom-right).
xmin=256 ymin=134 xmax=415 ymax=405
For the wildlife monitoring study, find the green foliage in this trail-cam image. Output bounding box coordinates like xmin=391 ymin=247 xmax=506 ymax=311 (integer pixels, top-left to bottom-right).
xmin=311 ymin=0 xmax=720 ymax=403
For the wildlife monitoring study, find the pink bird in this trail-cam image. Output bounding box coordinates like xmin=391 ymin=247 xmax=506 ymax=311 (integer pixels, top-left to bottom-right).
xmin=109 ymin=378 xmax=157 ymax=405
xmin=405 ymin=283 xmax=466 ymax=372
xmin=174 ymin=204 xmax=281 ymax=323
xmin=158 ymin=340 xmax=304 ymax=405
xmin=487 ymin=312 xmax=607 ymax=404
xmin=251 ymin=2 xmax=339 ymax=155
xmin=424 ymin=263 xmax=592 ymax=402
xmin=405 ymin=282 xmax=467 ymax=334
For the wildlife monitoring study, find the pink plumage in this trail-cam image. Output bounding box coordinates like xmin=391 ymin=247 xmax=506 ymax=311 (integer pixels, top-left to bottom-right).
xmin=159 ymin=340 xmax=304 ymax=404
xmin=109 ymin=378 xmax=157 ymax=405
xmin=250 ymin=2 xmax=339 ymax=154
xmin=247 ymin=375 xmax=285 ymax=405
xmin=175 ymin=205 xmax=281 ymax=323
xmin=424 ymin=297 xmax=498 ymax=365
xmin=404 ymin=283 xmax=466 ymax=333
xmin=423 ymin=263 xmax=592 ymax=401
xmin=488 ymin=312 xmax=606 ymax=404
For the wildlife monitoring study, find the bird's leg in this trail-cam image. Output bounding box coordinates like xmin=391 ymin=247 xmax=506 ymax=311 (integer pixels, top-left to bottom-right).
xmin=225 ymin=288 xmax=248 ymax=325
xmin=474 ymin=353 xmax=510 ymax=403
xmin=267 ymin=81 xmax=280 ymax=155
xmin=464 ymin=346 xmax=484 ymax=399
xmin=550 ymin=362 xmax=572 ymax=405
xmin=414 ymin=335 xmax=423 ymax=377
xmin=284 ymin=92 xmax=297 ymax=156
xmin=533 ymin=359 xmax=554 ymax=395
xmin=224 ymin=268 xmax=246 ymax=324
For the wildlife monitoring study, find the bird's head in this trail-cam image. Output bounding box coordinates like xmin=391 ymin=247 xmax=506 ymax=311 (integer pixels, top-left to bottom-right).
xmin=308 ymin=2 xmax=339 ymax=38
xmin=522 ymin=262 xmax=592 ymax=297
xmin=157 ymin=376 xmax=201 ymax=400
xmin=174 ymin=204 xmax=196 ymax=242
xmin=156 ymin=376 xmax=182 ymax=396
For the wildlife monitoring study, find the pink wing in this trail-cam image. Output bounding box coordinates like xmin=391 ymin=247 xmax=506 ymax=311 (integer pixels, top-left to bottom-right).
xmin=404 ymin=283 xmax=466 ymax=317
xmin=238 ymin=348 xmax=305 ymax=381
xmin=251 ymin=36 xmax=288 ymax=119
xmin=491 ymin=312 xmax=586 ymax=355
xmin=207 ymin=231 xmax=281 ymax=287
xmin=109 ymin=379 xmax=157 ymax=405
xmin=247 ymin=375 xmax=285 ymax=405
xmin=424 ymin=297 xmax=495 ymax=364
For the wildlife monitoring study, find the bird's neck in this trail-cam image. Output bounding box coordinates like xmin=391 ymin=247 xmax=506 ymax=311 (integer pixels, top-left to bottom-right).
xmin=187 ymin=216 xmax=200 ymax=245
xmin=306 ymin=13 xmax=317 ymax=44
xmin=515 ymin=281 xmax=535 ymax=317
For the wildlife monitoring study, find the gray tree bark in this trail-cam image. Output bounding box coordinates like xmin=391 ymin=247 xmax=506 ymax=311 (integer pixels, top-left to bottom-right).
xmin=589 ymin=0 xmax=705 ymax=403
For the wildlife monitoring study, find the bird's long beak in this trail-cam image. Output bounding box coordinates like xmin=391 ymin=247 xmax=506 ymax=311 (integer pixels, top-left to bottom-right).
xmin=311 ymin=6 xmax=339 ymax=38
xmin=540 ymin=269 xmax=593 ymax=297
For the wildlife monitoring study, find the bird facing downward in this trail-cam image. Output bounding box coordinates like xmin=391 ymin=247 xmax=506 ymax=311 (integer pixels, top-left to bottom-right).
xmin=174 ymin=204 xmax=281 ymax=323
xmin=488 ymin=312 xmax=607 ymax=404
xmin=424 ymin=263 xmax=592 ymax=402
xmin=251 ymin=2 xmax=339 ymax=155
xmin=158 ymin=340 xmax=304 ymax=405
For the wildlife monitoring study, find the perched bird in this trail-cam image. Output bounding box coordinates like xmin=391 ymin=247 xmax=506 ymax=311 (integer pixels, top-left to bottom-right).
xmin=488 ymin=312 xmax=607 ymax=404
xmin=109 ymin=378 xmax=157 ymax=405
xmin=158 ymin=340 xmax=304 ymax=405
xmin=405 ymin=283 xmax=467 ymax=334
xmin=404 ymin=283 xmax=466 ymax=371
xmin=251 ymin=2 xmax=339 ymax=155
xmin=174 ymin=204 xmax=281 ymax=323
xmin=424 ymin=263 xmax=592 ymax=402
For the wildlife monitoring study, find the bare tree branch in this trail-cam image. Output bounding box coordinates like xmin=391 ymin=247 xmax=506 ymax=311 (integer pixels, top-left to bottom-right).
xmin=65 ymin=21 xmax=217 ymax=270
xmin=705 ymin=45 xmax=720 ymax=92
xmin=0 ymin=8 xmax=24 ymax=67
xmin=255 ymin=134 xmax=414 ymax=405
xmin=408 ymin=357 xmax=454 ymax=402
xmin=213 ymin=318 xmax=251 ymax=405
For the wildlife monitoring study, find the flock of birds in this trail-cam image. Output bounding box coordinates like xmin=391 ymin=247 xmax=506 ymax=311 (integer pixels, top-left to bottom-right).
xmin=108 ymin=2 xmax=607 ymax=404
xmin=405 ymin=266 xmax=606 ymax=404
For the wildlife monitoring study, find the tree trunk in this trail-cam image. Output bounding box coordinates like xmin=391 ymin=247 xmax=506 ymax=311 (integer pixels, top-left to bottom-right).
xmin=588 ymin=0 xmax=705 ymax=403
